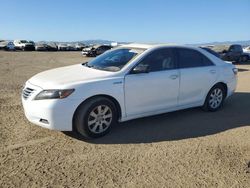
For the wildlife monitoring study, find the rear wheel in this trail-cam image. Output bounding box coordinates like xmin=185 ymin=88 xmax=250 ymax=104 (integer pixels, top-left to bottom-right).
xmin=203 ymin=84 xmax=226 ymax=112
xmin=74 ymin=97 xmax=118 ymax=138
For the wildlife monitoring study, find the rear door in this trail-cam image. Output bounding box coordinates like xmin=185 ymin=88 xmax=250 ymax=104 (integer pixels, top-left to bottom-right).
xmin=176 ymin=48 xmax=218 ymax=106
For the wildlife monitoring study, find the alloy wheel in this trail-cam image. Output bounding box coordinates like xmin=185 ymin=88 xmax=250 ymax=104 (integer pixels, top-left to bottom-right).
xmin=87 ymin=105 xmax=113 ymax=134
xmin=209 ymin=88 xmax=223 ymax=109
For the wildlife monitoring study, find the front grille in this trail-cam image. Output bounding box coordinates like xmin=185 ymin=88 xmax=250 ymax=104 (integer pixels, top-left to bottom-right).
xmin=22 ymin=87 xmax=35 ymax=100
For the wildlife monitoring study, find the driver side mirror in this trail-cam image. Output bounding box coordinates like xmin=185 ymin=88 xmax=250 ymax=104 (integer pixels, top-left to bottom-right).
xmin=131 ymin=64 xmax=150 ymax=74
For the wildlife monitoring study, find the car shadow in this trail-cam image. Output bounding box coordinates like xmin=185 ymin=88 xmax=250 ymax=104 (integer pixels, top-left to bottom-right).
xmin=233 ymin=61 xmax=250 ymax=65
xmin=64 ymin=92 xmax=250 ymax=144
xmin=238 ymin=68 xmax=249 ymax=72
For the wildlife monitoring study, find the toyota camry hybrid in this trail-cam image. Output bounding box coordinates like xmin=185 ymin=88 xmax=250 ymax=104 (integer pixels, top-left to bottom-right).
xmin=22 ymin=44 xmax=237 ymax=138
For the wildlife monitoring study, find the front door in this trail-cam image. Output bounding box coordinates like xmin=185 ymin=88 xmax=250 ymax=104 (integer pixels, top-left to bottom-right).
xmin=124 ymin=48 xmax=180 ymax=117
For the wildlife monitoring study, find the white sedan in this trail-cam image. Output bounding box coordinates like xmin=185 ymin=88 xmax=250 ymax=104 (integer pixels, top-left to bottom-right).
xmin=22 ymin=44 xmax=237 ymax=138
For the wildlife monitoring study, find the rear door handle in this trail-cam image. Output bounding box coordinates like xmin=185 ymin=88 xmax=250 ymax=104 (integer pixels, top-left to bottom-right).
xmin=209 ymin=70 xmax=216 ymax=74
xmin=169 ymin=75 xmax=179 ymax=80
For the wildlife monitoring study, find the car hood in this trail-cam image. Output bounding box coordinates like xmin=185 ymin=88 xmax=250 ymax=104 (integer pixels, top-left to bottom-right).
xmin=242 ymin=52 xmax=250 ymax=56
xmin=28 ymin=64 xmax=114 ymax=89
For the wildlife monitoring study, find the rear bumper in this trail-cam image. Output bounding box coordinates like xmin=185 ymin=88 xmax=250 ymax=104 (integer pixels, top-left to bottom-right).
xmin=81 ymin=51 xmax=88 ymax=55
xmin=226 ymin=77 xmax=237 ymax=98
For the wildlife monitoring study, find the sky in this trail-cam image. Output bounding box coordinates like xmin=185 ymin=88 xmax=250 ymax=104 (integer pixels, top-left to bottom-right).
xmin=0 ymin=0 xmax=250 ymax=44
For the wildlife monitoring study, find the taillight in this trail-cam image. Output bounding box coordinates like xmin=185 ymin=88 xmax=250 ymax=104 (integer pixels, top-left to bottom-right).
xmin=232 ymin=68 xmax=238 ymax=75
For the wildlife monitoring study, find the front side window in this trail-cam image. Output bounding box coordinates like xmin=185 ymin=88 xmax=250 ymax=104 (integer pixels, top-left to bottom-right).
xmin=178 ymin=48 xmax=214 ymax=68
xmin=135 ymin=48 xmax=176 ymax=72
xmin=85 ymin=48 xmax=144 ymax=72
xmin=102 ymin=46 xmax=108 ymax=49
xmin=234 ymin=45 xmax=242 ymax=52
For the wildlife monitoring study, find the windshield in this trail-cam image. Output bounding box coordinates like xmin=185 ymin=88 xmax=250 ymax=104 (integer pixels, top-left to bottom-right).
xmin=20 ymin=40 xmax=28 ymax=43
xmin=85 ymin=48 xmax=144 ymax=72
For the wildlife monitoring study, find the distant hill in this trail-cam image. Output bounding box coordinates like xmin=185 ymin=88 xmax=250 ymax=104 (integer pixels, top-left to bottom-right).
xmin=79 ymin=39 xmax=116 ymax=45
xmin=188 ymin=40 xmax=250 ymax=47
xmin=36 ymin=39 xmax=129 ymax=45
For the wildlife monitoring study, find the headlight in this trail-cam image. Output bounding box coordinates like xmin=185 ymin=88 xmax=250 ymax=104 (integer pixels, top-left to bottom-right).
xmin=34 ymin=89 xmax=75 ymax=100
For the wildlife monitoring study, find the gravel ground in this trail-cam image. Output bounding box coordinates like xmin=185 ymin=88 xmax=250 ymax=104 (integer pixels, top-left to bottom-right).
xmin=0 ymin=51 xmax=249 ymax=187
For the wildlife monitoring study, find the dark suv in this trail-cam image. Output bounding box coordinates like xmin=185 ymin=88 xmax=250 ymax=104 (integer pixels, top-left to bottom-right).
xmin=221 ymin=44 xmax=250 ymax=63
xmin=86 ymin=45 xmax=112 ymax=57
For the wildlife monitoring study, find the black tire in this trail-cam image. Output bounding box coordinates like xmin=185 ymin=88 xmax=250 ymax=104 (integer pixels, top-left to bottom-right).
xmin=241 ymin=56 xmax=249 ymax=63
xmin=74 ymin=97 xmax=118 ymax=138
xmin=202 ymin=84 xmax=226 ymax=112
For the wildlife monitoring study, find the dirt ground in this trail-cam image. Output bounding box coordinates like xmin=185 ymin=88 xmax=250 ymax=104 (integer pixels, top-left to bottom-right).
xmin=0 ymin=51 xmax=249 ymax=188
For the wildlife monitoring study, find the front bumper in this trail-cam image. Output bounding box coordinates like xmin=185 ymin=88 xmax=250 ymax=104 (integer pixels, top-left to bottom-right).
xmin=81 ymin=51 xmax=88 ymax=55
xmin=21 ymin=82 xmax=79 ymax=131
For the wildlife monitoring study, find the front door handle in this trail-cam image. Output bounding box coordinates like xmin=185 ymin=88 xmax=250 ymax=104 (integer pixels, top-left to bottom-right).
xmin=169 ymin=75 xmax=179 ymax=80
xmin=209 ymin=70 xmax=216 ymax=74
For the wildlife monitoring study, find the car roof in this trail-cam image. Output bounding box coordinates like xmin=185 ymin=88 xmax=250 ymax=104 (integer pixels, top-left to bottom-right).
xmin=120 ymin=43 xmax=201 ymax=51
xmin=120 ymin=43 xmax=154 ymax=49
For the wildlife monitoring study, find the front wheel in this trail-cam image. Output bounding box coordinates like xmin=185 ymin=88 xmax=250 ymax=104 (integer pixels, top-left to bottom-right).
xmin=240 ymin=55 xmax=249 ymax=63
xmin=203 ymin=85 xmax=226 ymax=112
xmin=74 ymin=97 xmax=118 ymax=138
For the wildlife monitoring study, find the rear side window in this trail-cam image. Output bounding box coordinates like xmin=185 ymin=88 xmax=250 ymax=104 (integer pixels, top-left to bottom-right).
xmin=178 ymin=48 xmax=214 ymax=68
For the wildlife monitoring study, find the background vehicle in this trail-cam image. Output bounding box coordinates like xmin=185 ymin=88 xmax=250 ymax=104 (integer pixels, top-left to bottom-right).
xmin=81 ymin=46 xmax=93 ymax=55
xmin=220 ymin=44 xmax=250 ymax=63
xmin=29 ymin=41 xmax=35 ymax=46
xmin=57 ymin=43 xmax=68 ymax=51
xmin=35 ymin=43 xmax=47 ymax=51
xmin=46 ymin=42 xmax=58 ymax=51
xmin=0 ymin=41 xmax=15 ymax=51
xmin=22 ymin=44 xmax=237 ymax=138
xmin=86 ymin=45 xmax=112 ymax=57
xmin=75 ymin=43 xmax=85 ymax=51
xmin=13 ymin=40 xmax=35 ymax=51
xmin=67 ymin=44 xmax=77 ymax=51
